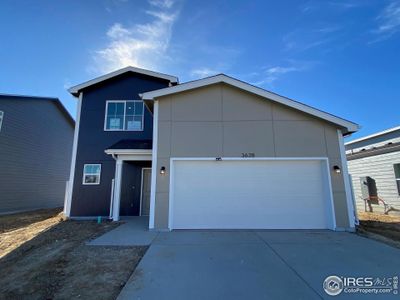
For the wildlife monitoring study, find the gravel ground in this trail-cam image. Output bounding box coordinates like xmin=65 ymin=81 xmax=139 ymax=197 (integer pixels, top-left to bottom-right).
xmin=357 ymin=211 xmax=400 ymax=249
xmin=0 ymin=209 xmax=147 ymax=300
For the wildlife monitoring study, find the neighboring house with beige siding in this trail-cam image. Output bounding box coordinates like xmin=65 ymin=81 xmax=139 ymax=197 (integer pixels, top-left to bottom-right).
xmin=345 ymin=126 xmax=400 ymax=215
xmin=0 ymin=94 xmax=74 ymax=214
xmin=65 ymin=67 xmax=360 ymax=231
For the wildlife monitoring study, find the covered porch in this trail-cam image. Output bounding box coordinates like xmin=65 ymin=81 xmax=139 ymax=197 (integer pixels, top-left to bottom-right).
xmin=105 ymin=140 xmax=154 ymax=224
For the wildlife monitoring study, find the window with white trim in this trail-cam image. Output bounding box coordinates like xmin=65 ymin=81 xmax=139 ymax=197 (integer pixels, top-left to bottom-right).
xmin=105 ymin=100 xmax=144 ymax=131
xmin=0 ymin=111 xmax=3 ymax=131
xmin=394 ymin=164 xmax=400 ymax=195
xmin=83 ymin=164 xmax=101 ymax=185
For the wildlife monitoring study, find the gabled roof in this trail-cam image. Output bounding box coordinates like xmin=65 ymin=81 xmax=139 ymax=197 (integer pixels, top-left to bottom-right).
xmin=0 ymin=93 xmax=74 ymax=127
xmin=345 ymin=125 xmax=400 ymax=145
xmin=68 ymin=66 xmax=179 ymax=96
xmin=347 ymin=141 xmax=400 ymax=160
xmin=141 ymin=74 xmax=359 ymax=134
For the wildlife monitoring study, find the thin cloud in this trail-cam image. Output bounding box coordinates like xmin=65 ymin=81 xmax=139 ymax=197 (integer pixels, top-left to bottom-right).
xmin=186 ymin=45 xmax=241 ymax=79
xmin=370 ymin=1 xmax=400 ymax=43
xmin=251 ymin=61 xmax=316 ymax=86
xmin=91 ymin=0 xmax=179 ymax=74
xmin=283 ymin=28 xmax=336 ymax=52
xmin=63 ymin=78 xmax=72 ymax=90
xmin=253 ymin=66 xmax=299 ymax=86
xmin=327 ymin=1 xmax=361 ymax=9
xmin=301 ymin=1 xmax=363 ymax=13
xmin=314 ymin=26 xmax=342 ymax=33
xmin=149 ymin=0 xmax=174 ymax=9
xmin=190 ymin=68 xmax=219 ymax=79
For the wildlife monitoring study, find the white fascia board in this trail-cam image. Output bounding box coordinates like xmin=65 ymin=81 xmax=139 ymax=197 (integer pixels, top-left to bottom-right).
xmin=68 ymin=66 xmax=178 ymax=95
xmin=345 ymin=125 xmax=400 ymax=145
xmin=141 ymin=74 xmax=359 ymax=134
xmin=104 ymin=149 xmax=152 ymax=155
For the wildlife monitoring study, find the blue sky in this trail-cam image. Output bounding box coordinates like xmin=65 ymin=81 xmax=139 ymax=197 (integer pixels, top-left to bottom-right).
xmin=0 ymin=0 xmax=399 ymax=141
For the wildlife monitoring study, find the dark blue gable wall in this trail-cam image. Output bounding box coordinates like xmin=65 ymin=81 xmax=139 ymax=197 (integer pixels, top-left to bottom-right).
xmin=70 ymin=72 xmax=170 ymax=216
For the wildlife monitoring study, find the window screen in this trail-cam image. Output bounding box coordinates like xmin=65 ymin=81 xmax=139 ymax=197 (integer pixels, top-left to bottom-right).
xmin=83 ymin=164 xmax=101 ymax=185
xmin=105 ymin=101 xmax=144 ymax=131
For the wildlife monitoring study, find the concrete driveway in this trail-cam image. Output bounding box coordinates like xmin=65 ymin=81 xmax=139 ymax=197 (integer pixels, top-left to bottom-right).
xmin=117 ymin=230 xmax=400 ymax=300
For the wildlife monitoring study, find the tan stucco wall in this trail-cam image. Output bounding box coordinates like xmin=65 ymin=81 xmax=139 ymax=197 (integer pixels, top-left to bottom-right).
xmin=154 ymin=83 xmax=350 ymax=229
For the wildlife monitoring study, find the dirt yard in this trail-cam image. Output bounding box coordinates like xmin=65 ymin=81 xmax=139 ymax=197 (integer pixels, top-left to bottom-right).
xmin=357 ymin=211 xmax=400 ymax=248
xmin=0 ymin=208 xmax=147 ymax=300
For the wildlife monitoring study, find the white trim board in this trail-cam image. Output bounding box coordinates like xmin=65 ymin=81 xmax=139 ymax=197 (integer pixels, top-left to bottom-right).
xmin=141 ymin=74 xmax=359 ymax=134
xmin=105 ymin=149 xmax=152 ymax=162
xmin=337 ymin=129 xmax=356 ymax=229
xmin=140 ymin=168 xmax=152 ymax=216
xmin=68 ymin=66 xmax=178 ymax=96
xmin=112 ymin=159 xmax=123 ymax=221
xmin=149 ymin=101 xmax=159 ymax=229
xmin=64 ymin=92 xmax=83 ymax=217
xmin=168 ymin=157 xmax=337 ymax=231
xmin=105 ymin=149 xmax=152 ymax=155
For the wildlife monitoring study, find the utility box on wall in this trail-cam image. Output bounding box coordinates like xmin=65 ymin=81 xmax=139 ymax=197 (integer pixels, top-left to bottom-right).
xmin=360 ymin=176 xmax=379 ymax=204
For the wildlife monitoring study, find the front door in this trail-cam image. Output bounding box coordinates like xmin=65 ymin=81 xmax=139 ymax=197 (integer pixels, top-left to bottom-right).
xmin=120 ymin=161 xmax=151 ymax=216
xmin=140 ymin=168 xmax=152 ymax=216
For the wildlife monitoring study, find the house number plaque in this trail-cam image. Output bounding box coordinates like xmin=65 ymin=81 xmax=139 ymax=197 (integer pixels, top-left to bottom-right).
xmin=241 ymin=152 xmax=255 ymax=158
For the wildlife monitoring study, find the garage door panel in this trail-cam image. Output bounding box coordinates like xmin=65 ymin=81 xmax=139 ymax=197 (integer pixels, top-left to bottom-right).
xmin=171 ymin=159 xmax=333 ymax=229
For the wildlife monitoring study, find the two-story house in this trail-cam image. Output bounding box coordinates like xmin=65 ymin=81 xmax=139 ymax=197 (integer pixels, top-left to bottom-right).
xmin=64 ymin=66 xmax=360 ymax=232
xmin=64 ymin=67 xmax=177 ymax=220
xmin=0 ymin=94 xmax=74 ymax=214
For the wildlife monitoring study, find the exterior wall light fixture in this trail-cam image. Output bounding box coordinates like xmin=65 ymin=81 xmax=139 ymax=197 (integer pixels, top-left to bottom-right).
xmin=333 ymin=165 xmax=341 ymax=174
xmin=160 ymin=166 xmax=166 ymax=175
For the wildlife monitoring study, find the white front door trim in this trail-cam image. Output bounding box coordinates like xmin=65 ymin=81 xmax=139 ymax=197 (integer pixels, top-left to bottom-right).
xmin=140 ymin=168 xmax=152 ymax=216
xmin=168 ymin=157 xmax=337 ymax=231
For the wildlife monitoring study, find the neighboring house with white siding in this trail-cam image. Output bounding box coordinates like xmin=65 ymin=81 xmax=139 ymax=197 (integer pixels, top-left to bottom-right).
xmin=345 ymin=126 xmax=400 ymax=215
xmin=0 ymin=94 xmax=74 ymax=214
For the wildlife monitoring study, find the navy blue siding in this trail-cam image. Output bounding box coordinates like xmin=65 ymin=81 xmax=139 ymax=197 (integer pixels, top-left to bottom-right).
xmin=70 ymin=72 xmax=169 ymax=216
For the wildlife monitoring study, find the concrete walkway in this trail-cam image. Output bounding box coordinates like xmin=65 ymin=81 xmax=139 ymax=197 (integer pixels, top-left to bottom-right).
xmin=88 ymin=217 xmax=158 ymax=246
xmin=118 ymin=230 xmax=400 ymax=300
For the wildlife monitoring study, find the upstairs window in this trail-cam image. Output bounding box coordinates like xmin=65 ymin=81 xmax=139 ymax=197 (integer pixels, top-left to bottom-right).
xmin=105 ymin=100 xmax=144 ymax=131
xmin=394 ymin=164 xmax=400 ymax=195
xmin=83 ymin=164 xmax=101 ymax=185
xmin=0 ymin=111 xmax=3 ymax=131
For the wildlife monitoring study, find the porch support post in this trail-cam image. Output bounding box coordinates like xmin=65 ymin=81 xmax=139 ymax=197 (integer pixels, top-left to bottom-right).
xmin=112 ymin=159 xmax=123 ymax=221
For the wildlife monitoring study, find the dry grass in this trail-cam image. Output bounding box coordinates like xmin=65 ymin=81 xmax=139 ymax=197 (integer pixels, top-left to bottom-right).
xmin=0 ymin=209 xmax=147 ymax=300
xmin=0 ymin=208 xmax=63 ymax=259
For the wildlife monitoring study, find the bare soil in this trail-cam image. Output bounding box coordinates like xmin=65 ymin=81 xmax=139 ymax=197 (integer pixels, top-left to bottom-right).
xmin=0 ymin=208 xmax=147 ymax=300
xmin=357 ymin=211 xmax=400 ymax=249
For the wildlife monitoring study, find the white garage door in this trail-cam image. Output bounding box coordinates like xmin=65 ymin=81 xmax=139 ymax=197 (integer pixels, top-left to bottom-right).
xmin=169 ymin=159 xmax=334 ymax=230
